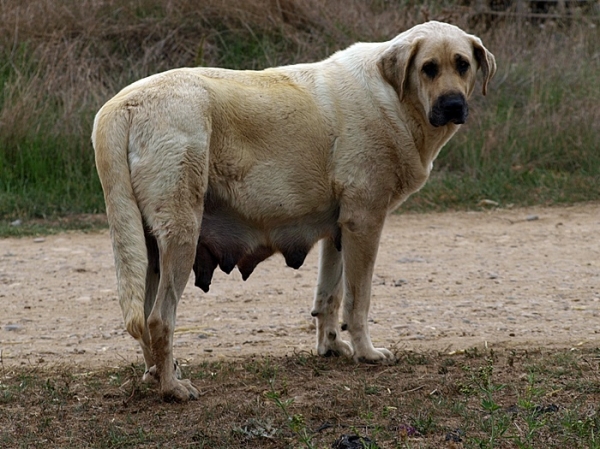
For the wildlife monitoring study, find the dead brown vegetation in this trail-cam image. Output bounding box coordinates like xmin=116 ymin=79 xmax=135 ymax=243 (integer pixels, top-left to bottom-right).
xmin=1 ymin=0 xmax=599 ymax=220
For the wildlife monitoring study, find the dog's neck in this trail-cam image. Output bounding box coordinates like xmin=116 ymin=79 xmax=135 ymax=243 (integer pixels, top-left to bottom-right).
xmin=400 ymin=95 xmax=460 ymax=171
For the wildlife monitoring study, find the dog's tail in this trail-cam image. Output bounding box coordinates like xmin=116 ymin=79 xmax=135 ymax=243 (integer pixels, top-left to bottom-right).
xmin=92 ymin=101 xmax=147 ymax=340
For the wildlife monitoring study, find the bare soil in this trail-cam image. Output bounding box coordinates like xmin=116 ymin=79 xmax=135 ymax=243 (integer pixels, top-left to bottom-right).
xmin=1 ymin=203 xmax=599 ymax=369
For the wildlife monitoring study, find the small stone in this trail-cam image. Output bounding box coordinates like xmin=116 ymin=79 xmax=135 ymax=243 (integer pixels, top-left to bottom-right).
xmin=526 ymin=215 xmax=539 ymax=221
xmin=477 ymin=199 xmax=499 ymax=207
xmin=10 ymin=219 xmax=22 ymax=227
xmin=534 ymin=404 xmax=559 ymax=415
xmin=33 ymin=237 xmax=46 ymax=243
xmin=445 ymin=429 xmax=464 ymax=443
xmin=4 ymin=324 xmax=22 ymax=331
xmin=332 ymin=434 xmax=379 ymax=449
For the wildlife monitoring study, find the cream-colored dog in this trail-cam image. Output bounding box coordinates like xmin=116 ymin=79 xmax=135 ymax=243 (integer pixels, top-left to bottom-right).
xmin=93 ymin=21 xmax=495 ymax=401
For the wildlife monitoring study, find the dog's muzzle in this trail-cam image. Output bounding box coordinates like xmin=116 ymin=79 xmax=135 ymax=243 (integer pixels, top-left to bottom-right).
xmin=429 ymin=93 xmax=468 ymax=127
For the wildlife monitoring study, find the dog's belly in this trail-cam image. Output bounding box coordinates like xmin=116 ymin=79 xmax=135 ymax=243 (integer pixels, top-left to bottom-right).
xmin=193 ymin=201 xmax=340 ymax=293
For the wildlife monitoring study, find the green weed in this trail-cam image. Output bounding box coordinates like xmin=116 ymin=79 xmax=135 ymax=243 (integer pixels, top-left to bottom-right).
xmin=265 ymin=375 xmax=316 ymax=449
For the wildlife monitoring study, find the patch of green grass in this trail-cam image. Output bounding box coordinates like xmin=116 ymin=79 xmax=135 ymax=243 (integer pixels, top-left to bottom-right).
xmin=0 ymin=131 xmax=104 ymax=221
xmin=0 ymin=214 xmax=107 ymax=237
xmin=209 ymin=25 xmax=299 ymax=70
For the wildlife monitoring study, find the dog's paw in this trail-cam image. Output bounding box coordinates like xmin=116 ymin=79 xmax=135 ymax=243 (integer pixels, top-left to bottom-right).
xmin=317 ymin=337 xmax=354 ymax=358
xmin=354 ymin=347 xmax=395 ymax=364
xmin=161 ymin=378 xmax=200 ymax=402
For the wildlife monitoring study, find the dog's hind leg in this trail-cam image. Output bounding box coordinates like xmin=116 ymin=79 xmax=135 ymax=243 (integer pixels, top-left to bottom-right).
xmin=139 ymin=231 xmax=159 ymax=382
xmin=311 ymin=238 xmax=353 ymax=358
xmin=139 ymin=231 xmax=184 ymax=384
xmin=140 ymin=142 xmax=208 ymax=401
xmin=147 ymin=222 xmax=200 ymax=401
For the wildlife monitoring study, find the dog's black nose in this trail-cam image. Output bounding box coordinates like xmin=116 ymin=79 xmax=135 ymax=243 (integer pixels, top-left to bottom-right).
xmin=429 ymin=93 xmax=468 ymax=127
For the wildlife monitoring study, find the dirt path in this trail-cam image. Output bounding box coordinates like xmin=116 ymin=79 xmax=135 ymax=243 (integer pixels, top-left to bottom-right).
xmin=1 ymin=204 xmax=599 ymax=369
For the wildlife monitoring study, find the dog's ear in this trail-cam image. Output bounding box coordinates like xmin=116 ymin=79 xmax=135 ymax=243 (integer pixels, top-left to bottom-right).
xmin=471 ymin=37 xmax=496 ymax=96
xmin=377 ymin=39 xmax=420 ymax=101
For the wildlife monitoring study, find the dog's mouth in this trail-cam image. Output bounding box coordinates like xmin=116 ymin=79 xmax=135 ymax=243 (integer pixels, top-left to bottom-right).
xmin=429 ymin=93 xmax=468 ymax=127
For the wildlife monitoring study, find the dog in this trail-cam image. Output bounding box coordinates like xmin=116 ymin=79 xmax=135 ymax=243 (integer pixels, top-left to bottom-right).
xmin=92 ymin=21 xmax=495 ymax=401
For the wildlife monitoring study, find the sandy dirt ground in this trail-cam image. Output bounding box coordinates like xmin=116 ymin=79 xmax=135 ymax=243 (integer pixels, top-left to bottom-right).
xmin=1 ymin=204 xmax=599 ymax=369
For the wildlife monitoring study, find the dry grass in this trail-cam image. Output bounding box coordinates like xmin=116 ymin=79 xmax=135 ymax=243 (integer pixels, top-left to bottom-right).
xmin=0 ymin=0 xmax=423 ymax=127
xmin=0 ymin=0 xmax=598 ymax=219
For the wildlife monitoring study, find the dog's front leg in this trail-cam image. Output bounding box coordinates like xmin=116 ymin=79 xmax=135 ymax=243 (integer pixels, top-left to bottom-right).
xmin=340 ymin=210 xmax=394 ymax=363
xmin=311 ymin=238 xmax=353 ymax=358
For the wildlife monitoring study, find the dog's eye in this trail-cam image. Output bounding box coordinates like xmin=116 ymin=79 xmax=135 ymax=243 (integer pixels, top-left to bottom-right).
xmin=456 ymin=58 xmax=470 ymax=75
xmin=422 ymin=62 xmax=438 ymax=79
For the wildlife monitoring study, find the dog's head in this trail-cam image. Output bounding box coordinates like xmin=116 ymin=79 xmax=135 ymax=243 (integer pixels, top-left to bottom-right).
xmin=378 ymin=21 xmax=496 ymax=127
